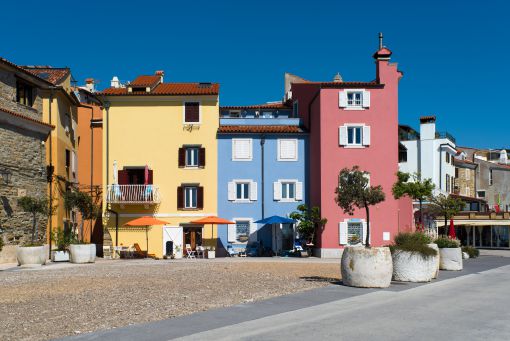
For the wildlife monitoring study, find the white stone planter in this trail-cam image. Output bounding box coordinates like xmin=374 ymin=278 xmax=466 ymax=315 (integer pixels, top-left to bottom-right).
xmin=462 ymin=252 xmax=470 ymax=259
xmin=207 ymin=250 xmax=216 ymax=259
xmin=16 ymin=245 xmax=47 ymax=266
xmin=392 ymin=250 xmax=436 ymax=282
xmin=69 ymin=244 xmax=96 ymax=264
xmin=341 ymin=246 xmax=393 ymax=288
xmin=428 ymin=243 xmax=440 ymax=279
xmin=51 ymin=250 xmax=70 ymax=262
xmin=439 ymin=247 xmax=463 ymax=271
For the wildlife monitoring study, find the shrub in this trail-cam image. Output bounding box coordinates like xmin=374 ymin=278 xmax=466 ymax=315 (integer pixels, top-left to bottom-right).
xmin=462 ymin=246 xmax=479 ymax=258
xmin=434 ymin=236 xmax=461 ymax=248
xmin=0 ymin=235 xmax=4 ymax=252
xmin=22 ymin=242 xmax=44 ymax=247
xmin=51 ymin=227 xmax=73 ymax=251
xmin=390 ymin=232 xmax=437 ymax=258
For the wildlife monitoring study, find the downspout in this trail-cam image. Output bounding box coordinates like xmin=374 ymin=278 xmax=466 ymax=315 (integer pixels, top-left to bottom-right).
xmin=261 ymin=135 xmax=265 ymax=219
xmin=106 ymin=208 xmax=119 ymax=247
xmin=47 ymin=88 xmax=55 ymax=257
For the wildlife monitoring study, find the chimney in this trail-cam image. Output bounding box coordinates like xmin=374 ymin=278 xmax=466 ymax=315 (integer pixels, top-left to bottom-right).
xmin=419 ymin=115 xmax=436 ymax=140
xmin=85 ymin=78 xmax=95 ymax=92
xmin=333 ymin=72 xmax=343 ymax=82
xmin=111 ymin=76 xmax=120 ymax=88
xmin=155 ymin=70 xmax=164 ymax=83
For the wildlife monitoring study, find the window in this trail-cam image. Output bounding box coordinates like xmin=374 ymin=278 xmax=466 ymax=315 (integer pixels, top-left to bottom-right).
xmin=446 ymin=153 xmax=450 ymax=163
xmin=477 ymin=190 xmax=486 ymax=198
xmin=465 ymin=168 xmax=470 ymax=181
xmin=347 ymin=92 xmax=363 ymax=107
xmin=293 ymin=101 xmax=298 ymax=117
xmin=229 ymin=110 xmax=240 ymax=118
xmin=16 ymin=81 xmax=34 ymax=107
xmin=65 ymin=149 xmax=71 ymax=170
xmin=339 ymin=90 xmax=370 ymax=109
xmin=186 ymin=147 xmax=199 ymax=167
xmin=399 ymin=144 xmax=407 ymax=163
xmin=235 ymin=220 xmax=250 ymax=243
xmin=278 ymin=139 xmax=298 ymax=161
xmin=236 ymin=182 xmax=250 ymax=200
xmin=446 ymin=174 xmax=450 ymax=192
xmin=281 ymin=182 xmax=296 ymax=200
xmin=232 ymin=139 xmax=252 ymax=161
xmin=348 ymin=222 xmax=363 ymax=245
xmin=184 ymin=102 xmax=200 ymax=123
xmin=184 ymin=186 xmax=197 ymax=208
xmin=489 ymin=169 xmax=493 ymax=185
xmin=348 ymin=126 xmax=362 ymax=145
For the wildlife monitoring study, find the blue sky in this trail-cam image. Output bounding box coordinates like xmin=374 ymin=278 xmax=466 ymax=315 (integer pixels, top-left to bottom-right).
xmin=1 ymin=0 xmax=508 ymax=148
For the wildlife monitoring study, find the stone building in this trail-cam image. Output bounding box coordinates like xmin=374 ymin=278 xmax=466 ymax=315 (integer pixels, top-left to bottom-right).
xmin=0 ymin=57 xmax=54 ymax=262
xmin=453 ymin=157 xmax=477 ymax=199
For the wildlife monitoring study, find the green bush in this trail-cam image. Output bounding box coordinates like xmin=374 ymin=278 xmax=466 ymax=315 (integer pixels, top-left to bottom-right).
xmin=390 ymin=232 xmax=437 ymax=258
xmin=0 ymin=235 xmax=4 ymax=252
xmin=434 ymin=236 xmax=461 ymax=248
xmin=462 ymin=246 xmax=479 ymax=258
xmin=51 ymin=228 xmax=73 ymax=251
xmin=22 ymin=242 xmax=44 ymax=247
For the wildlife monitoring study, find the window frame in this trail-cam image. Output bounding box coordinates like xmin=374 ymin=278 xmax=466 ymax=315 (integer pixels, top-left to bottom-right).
xmin=346 ymin=91 xmax=363 ymax=108
xmin=235 ymin=182 xmax=250 ymax=201
xmin=347 ymin=221 xmax=364 ymax=245
xmin=183 ymin=101 xmax=201 ymax=124
xmin=277 ymin=139 xmax=298 ymax=162
xmin=16 ymin=80 xmax=34 ymax=107
xmin=234 ymin=219 xmax=251 ymax=243
xmin=347 ymin=126 xmax=363 ymax=146
xmin=184 ymin=186 xmax=198 ymax=209
xmin=232 ymin=138 xmax=253 ymax=161
xmin=185 ymin=147 xmax=199 ymax=168
xmin=281 ymin=181 xmax=296 ymax=201
xmin=229 ymin=110 xmax=241 ymax=118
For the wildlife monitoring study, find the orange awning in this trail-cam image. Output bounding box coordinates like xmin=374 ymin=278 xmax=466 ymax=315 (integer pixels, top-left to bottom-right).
xmin=190 ymin=216 xmax=235 ymax=225
xmin=124 ymin=216 xmax=170 ymax=226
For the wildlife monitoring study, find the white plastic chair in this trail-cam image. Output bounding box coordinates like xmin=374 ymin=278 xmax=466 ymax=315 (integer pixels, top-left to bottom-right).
xmin=186 ymin=244 xmax=196 ymax=259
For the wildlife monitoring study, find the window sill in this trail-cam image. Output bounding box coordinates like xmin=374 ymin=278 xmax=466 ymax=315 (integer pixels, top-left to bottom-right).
xmin=184 ymin=166 xmax=203 ymax=169
xmin=232 ymin=159 xmax=253 ymax=162
xmin=231 ymin=200 xmax=255 ymax=204
xmin=342 ymin=107 xmax=366 ymax=111
xmin=180 ymin=208 xmax=201 ymax=211
xmin=279 ymin=199 xmax=298 ymax=203
xmin=277 ymin=159 xmax=298 ymax=162
xmin=343 ymin=145 xmax=366 ymax=149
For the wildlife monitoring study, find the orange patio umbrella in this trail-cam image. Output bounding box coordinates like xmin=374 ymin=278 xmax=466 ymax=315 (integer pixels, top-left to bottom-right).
xmin=124 ymin=216 xmax=170 ymax=258
xmin=190 ymin=216 xmax=235 ymax=247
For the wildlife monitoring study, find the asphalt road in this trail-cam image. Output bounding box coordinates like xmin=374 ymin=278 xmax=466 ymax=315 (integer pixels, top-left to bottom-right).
xmin=65 ymin=256 xmax=510 ymax=341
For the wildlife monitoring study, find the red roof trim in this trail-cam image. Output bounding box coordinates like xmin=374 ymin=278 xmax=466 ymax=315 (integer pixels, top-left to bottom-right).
xmin=99 ymin=82 xmax=220 ymax=96
xmin=0 ymin=106 xmax=54 ymax=129
xmin=218 ymin=125 xmax=304 ymax=134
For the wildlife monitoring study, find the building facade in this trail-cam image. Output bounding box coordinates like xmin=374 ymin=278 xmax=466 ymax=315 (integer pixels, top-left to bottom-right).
xmin=291 ymin=43 xmax=413 ymax=258
xmin=0 ymin=58 xmax=53 ymax=262
xmin=100 ymin=72 xmax=219 ymax=258
xmin=217 ymin=102 xmax=308 ymax=256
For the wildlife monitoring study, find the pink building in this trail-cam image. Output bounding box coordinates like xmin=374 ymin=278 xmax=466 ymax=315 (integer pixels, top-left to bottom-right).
xmin=291 ymin=39 xmax=413 ymax=258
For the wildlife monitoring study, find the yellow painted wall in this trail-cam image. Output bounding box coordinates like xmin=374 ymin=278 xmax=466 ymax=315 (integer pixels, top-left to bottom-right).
xmin=102 ymin=95 xmax=219 ymax=258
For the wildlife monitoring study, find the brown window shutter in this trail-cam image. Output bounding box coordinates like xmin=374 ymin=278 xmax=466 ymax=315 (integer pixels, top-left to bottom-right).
xmin=148 ymin=170 xmax=153 ymax=184
xmin=185 ymin=102 xmax=200 ymax=123
xmin=178 ymin=148 xmax=185 ymax=167
xmin=197 ymin=186 xmax=204 ymax=209
xmin=199 ymin=148 xmax=206 ymax=168
xmin=118 ymin=170 xmax=129 ymax=185
xmin=177 ymin=186 xmax=184 ymax=209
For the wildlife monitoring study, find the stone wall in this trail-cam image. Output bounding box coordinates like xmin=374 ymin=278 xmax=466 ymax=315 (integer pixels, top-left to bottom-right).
xmin=455 ymin=167 xmax=475 ymax=197
xmin=0 ymin=67 xmax=44 ymax=118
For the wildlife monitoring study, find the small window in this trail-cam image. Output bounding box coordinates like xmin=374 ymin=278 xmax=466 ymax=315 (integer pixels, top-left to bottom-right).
xmin=281 ymin=182 xmax=296 ymax=200
xmin=65 ymin=149 xmax=71 ymax=169
xmin=446 ymin=174 xmax=450 ymax=192
xmin=347 ymin=91 xmax=363 ymax=107
xmin=278 ymin=139 xmax=298 ymax=161
xmin=232 ymin=139 xmax=252 ymax=161
xmin=477 ymin=190 xmax=486 ymax=198
xmin=446 ymin=153 xmax=450 ymax=163
xmin=347 ymin=127 xmax=363 ymax=145
xmin=399 ymin=145 xmax=407 ymax=163
xmin=184 ymin=186 xmax=198 ymax=208
xmin=348 ymin=222 xmax=363 ymax=245
xmin=293 ymin=101 xmax=298 ymax=117
xmin=236 ymin=182 xmax=250 ymax=200
xmin=235 ymin=220 xmax=250 ymax=243
xmin=489 ymin=169 xmax=493 ymax=185
xmin=229 ymin=110 xmax=240 ymax=118
xmin=186 ymin=147 xmax=199 ymax=167
xmin=184 ymin=102 xmax=200 ymax=123
xmin=16 ymin=81 xmax=34 ymax=107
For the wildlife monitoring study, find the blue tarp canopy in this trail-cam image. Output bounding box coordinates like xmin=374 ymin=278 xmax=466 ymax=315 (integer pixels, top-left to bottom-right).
xmin=254 ymin=215 xmax=295 ymax=224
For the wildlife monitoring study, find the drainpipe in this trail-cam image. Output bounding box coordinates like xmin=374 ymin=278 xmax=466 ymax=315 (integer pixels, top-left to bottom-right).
xmin=107 ymin=208 xmax=119 ymax=247
xmin=261 ymin=136 xmax=266 ymax=219
xmin=47 ymin=88 xmax=55 ymax=257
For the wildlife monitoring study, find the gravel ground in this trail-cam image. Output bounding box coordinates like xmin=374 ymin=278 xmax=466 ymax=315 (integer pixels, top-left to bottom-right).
xmin=0 ymin=258 xmax=340 ymax=341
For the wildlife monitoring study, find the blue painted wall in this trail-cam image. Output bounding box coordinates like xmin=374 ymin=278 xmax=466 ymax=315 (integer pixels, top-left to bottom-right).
xmin=216 ymin=126 xmax=309 ymax=256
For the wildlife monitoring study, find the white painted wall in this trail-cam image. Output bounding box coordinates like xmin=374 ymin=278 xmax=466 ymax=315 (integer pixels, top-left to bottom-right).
xmin=162 ymin=226 xmax=183 ymax=257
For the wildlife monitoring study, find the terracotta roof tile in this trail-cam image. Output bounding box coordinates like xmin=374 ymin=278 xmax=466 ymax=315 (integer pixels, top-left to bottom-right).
xmin=292 ymin=81 xmax=383 ymax=89
xmin=218 ymin=125 xmax=304 ymax=134
xmin=0 ymin=105 xmax=54 ymax=129
xmin=100 ymin=82 xmax=219 ymax=96
xmin=221 ymin=102 xmax=291 ymax=110
xmin=21 ymin=66 xmax=70 ymax=85
xmin=130 ymin=75 xmax=160 ymax=87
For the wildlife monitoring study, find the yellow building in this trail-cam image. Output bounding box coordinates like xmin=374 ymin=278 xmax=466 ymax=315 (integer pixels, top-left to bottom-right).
xmin=100 ymin=72 xmax=219 ymax=258
xmin=22 ymin=66 xmax=81 ymax=242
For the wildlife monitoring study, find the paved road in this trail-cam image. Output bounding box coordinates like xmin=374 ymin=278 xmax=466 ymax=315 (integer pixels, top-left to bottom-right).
xmin=65 ymin=256 xmax=510 ymax=341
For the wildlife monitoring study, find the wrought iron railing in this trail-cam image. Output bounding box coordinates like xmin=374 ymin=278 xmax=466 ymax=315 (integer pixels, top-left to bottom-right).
xmin=106 ymin=185 xmax=160 ymax=204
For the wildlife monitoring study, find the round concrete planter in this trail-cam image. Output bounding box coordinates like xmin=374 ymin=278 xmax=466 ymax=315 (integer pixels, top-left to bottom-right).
xmin=51 ymin=250 xmax=70 ymax=262
xmin=341 ymin=246 xmax=393 ymax=288
xmin=16 ymin=245 xmax=47 ymax=266
xmin=392 ymin=250 xmax=436 ymax=282
xmin=428 ymin=243 xmax=440 ymax=279
xmin=439 ymin=247 xmax=463 ymax=271
xmin=69 ymin=244 xmax=96 ymax=264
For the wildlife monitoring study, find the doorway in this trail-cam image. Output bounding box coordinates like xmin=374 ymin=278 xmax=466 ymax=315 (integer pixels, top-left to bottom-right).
xmin=184 ymin=226 xmax=203 ymax=251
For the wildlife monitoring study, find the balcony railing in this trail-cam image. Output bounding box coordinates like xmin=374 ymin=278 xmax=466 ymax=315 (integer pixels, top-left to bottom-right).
xmin=435 ymin=131 xmax=456 ymax=143
xmin=106 ymin=185 xmax=161 ymax=204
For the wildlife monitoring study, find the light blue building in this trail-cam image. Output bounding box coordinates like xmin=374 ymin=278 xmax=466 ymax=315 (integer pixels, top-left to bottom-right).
xmin=217 ymin=102 xmax=309 ymax=256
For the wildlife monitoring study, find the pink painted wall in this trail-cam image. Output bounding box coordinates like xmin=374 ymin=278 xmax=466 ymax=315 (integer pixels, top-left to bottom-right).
xmin=293 ymin=51 xmax=413 ymax=249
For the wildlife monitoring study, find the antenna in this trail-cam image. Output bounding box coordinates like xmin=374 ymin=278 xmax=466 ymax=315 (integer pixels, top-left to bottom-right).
xmin=379 ymin=32 xmax=383 ymax=49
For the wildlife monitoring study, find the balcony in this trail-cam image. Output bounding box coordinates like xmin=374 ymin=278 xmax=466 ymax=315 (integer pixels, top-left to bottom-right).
xmin=435 ymin=131 xmax=456 ymax=143
xmin=106 ymin=184 xmax=161 ymax=204
xmin=219 ymin=118 xmax=302 ymax=126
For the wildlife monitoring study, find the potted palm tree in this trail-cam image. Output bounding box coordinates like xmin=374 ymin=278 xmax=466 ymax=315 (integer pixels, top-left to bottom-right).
xmin=290 ymin=204 xmax=327 ymax=257
xmin=336 ymin=166 xmax=390 ymax=288
xmin=51 ymin=227 xmax=71 ymax=262
xmin=16 ymin=196 xmax=50 ymax=266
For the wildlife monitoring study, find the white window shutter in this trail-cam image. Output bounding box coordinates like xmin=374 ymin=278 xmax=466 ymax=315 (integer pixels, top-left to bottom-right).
xmin=71 ymin=151 xmax=77 ymax=174
xmin=295 ymin=181 xmax=303 ymax=201
xmin=339 ymin=126 xmax=348 ymax=146
xmin=233 ymin=139 xmax=252 ymax=160
xmin=363 ymin=126 xmax=371 ymax=146
xmin=250 ymin=181 xmax=258 ymax=201
xmin=273 ymin=182 xmax=281 ymax=201
xmin=249 ymin=221 xmax=257 ymax=235
xmin=228 ymin=224 xmax=236 ymax=242
xmin=227 ymin=182 xmax=235 ymax=201
xmin=362 ymin=222 xmax=368 ymax=245
xmin=339 ymin=222 xmax=348 ymax=245
xmin=363 ymin=91 xmax=371 ymax=108
xmin=339 ymin=92 xmax=347 ymax=108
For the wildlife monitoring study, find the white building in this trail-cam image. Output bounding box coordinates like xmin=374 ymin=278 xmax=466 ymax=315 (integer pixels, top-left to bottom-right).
xmin=399 ymin=116 xmax=457 ymax=195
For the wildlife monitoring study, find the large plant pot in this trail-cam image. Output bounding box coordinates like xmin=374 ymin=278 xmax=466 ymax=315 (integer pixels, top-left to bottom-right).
xmin=207 ymin=250 xmax=216 ymax=259
xmin=51 ymin=250 xmax=70 ymax=262
xmin=392 ymin=250 xmax=436 ymax=282
xmin=16 ymin=245 xmax=47 ymax=266
xmin=341 ymin=246 xmax=393 ymax=288
xmin=439 ymin=247 xmax=463 ymax=271
xmin=428 ymin=243 xmax=440 ymax=279
xmin=69 ymin=244 xmax=96 ymax=264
